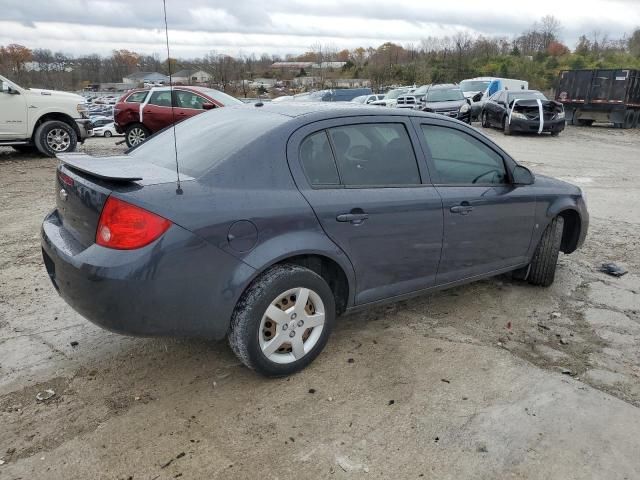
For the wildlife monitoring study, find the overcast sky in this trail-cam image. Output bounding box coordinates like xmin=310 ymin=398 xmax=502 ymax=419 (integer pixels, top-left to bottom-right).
xmin=1 ymin=0 xmax=638 ymax=58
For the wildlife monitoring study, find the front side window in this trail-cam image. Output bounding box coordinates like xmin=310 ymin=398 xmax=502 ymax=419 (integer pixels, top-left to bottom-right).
xmin=148 ymin=91 xmax=173 ymax=107
xmin=299 ymin=131 xmax=340 ymax=186
xmin=175 ymin=90 xmax=209 ymax=109
xmin=421 ymin=125 xmax=507 ymax=185
xmin=328 ymin=123 xmax=420 ymax=186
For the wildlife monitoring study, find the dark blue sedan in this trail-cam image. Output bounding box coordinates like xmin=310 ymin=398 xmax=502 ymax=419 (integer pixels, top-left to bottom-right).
xmin=42 ymin=103 xmax=588 ymax=376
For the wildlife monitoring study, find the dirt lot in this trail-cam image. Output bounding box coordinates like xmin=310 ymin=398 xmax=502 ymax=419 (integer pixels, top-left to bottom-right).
xmin=1 ymin=124 xmax=639 ymax=479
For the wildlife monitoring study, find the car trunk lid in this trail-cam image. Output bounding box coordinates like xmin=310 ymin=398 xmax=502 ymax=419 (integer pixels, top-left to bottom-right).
xmin=54 ymin=153 xmax=192 ymax=249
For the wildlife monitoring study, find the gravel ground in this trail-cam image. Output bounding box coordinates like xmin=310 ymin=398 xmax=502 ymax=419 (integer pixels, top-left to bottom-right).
xmin=0 ymin=124 xmax=639 ymax=479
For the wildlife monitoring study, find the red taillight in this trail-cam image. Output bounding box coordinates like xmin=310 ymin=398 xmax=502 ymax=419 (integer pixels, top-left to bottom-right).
xmin=96 ymin=197 xmax=171 ymax=250
xmin=58 ymin=171 xmax=75 ymax=187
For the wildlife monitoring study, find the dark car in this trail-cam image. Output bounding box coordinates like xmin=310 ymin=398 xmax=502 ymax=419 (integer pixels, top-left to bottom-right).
xmin=42 ymin=103 xmax=588 ymax=377
xmin=114 ymin=86 xmax=243 ymax=147
xmin=481 ymin=90 xmax=566 ymax=135
xmin=306 ymin=88 xmax=373 ymax=102
xmin=419 ymin=84 xmax=471 ymax=123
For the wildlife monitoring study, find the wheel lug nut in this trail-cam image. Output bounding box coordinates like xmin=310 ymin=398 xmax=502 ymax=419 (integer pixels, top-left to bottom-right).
xmin=282 ymin=324 xmax=288 ymax=331
xmin=297 ymin=320 xmax=304 ymax=327
xmin=289 ymin=330 xmax=296 ymax=338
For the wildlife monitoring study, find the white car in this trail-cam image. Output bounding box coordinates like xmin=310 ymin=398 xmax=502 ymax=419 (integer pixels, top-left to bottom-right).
xmin=91 ymin=122 xmax=121 ymax=138
xmin=351 ymin=94 xmax=385 ymax=105
xmin=369 ymin=88 xmax=412 ymax=107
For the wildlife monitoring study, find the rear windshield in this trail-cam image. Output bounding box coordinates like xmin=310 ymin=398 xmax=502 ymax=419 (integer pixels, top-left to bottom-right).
xmin=195 ymin=88 xmax=243 ymax=106
xmin=129 ymin=108 xmax=287 ymax=177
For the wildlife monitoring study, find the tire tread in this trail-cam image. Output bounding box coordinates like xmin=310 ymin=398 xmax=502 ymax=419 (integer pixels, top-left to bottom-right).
xmin=528 ymin=216 xmax=564 ymax=287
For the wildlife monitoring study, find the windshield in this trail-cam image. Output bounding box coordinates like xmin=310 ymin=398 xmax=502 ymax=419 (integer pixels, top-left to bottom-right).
xmin=426 ymin=88 xmax=464 ymax=102
xmin=508 ymin=91 xmax=547 ymax=102
xmin=413 ymin=85 xmax=429 ymax=95
xmin=129 ymin=108 xmax=287 ymax=177
xmin=384 ymin=89 xmax=408 ymax=100
xmin=459 ymin=80 xmax=491 ymax=93
xmin=196 ymin=88 xmax=243 ymax=106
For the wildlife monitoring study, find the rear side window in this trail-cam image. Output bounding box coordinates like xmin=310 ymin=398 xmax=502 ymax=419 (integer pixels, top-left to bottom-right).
xmin=328 ymin=124 xmax=420 ymax=186
xmin=148 ymin=91 xmax=173 ymax=107
xmin=420 ymin=125 xmax=507 ymax=185
xmin=125 ymin=91 xmax=148 ymax=103
xmin=300 ymin=132 xmax=339 ymax=185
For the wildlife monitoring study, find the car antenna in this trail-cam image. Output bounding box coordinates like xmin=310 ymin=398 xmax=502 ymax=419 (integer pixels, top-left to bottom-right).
xmin=162 ymin=0 xmax=182 ymax=195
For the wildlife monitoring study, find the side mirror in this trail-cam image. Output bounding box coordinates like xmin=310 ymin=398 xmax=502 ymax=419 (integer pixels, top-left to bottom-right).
xmin=472 ymin=92 xmax=483 ymax=102
xmin=202 ymin=103 xmax=215 ymax=110
xmin=513 ymin=165 xmax=534 ymax=185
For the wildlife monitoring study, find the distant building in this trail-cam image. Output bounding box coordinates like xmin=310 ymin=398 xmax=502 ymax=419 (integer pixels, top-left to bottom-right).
xmin=122 ymin=72 xmax=169 ymax=85
xmin=251 ymin=78 xmax=278 ymax=88
xmin=312 ymin=62 xmax=347 ymax=70
xmin=171 ymin=69 xmax=211 ymax=84
xmin=271 ymin=62 xmax=314 ymax=70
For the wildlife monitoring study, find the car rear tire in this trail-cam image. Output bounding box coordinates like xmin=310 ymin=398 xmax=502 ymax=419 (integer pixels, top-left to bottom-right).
xmin=481 ymin=111 xmax=489 ymax=128
xmin=125 ymin=124 xmax=150 ymax=148
xmin=228 ymin=264 xmax=336 ymax=377
xmin=502 ymin=116 xmax=512 ymax=135
xmin=34 ymin=120 xmax=78 ymax=157
xmin=528 ymin=216 xmax=564 ymax=287
xmin=104 ymin=131 xmax=112 ymax=138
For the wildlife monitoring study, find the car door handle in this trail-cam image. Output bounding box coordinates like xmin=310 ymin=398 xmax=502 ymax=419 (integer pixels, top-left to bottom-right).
xmin=450 ymin=203 xmax=474 ymax=215
xmin=336 ymin=212 xmax=369 ymax=224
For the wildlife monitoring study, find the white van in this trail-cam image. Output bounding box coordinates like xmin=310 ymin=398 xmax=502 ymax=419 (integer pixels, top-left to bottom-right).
xmin=459 ymin=77 xmax=529 ymax=120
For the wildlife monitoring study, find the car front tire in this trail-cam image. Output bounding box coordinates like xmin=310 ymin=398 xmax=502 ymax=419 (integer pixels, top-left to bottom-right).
xmin=528 ymin=216 xmax=564 ymax=287
xmin=228 ymin=264 xmax=336 ymax=377
xmin=34 ymin=120 xmax=78 ymax=157
xmin=503 ymin=116 xmax=512 ymax=135
xmin=481 ymin=111 xmax=489 ymax=128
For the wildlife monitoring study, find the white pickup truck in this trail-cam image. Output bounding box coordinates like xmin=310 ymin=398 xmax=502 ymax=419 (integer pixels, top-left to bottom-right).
xmin=0 ymin=74 xmax=92 ymax=156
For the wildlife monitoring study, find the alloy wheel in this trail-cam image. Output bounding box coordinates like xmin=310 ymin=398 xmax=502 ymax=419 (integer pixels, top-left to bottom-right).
xmin=128 ymin=127 xmax=146 ymax=146
xmin=46 ymin=128 xmax=71 ymax=152
xmin=258 ymin=287 xmax=325 ymax=364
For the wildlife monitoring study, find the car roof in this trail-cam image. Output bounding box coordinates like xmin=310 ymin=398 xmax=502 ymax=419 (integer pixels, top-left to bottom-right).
xmin=225 ymin=101 xmax=459 ymax=123
xmin=507 ymin=89 xmax=541 ymax=94
xmin=429 ymin=84 xmax=460 ymax=90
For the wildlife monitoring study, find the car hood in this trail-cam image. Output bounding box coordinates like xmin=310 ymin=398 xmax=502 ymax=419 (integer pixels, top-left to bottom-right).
xmin=423 ymin=99 xmax=466 ymax=110
xmin=534 ymin=173 xmax=581 ymax=194
xmin=27 ymin=88 xmax=84 ymax=102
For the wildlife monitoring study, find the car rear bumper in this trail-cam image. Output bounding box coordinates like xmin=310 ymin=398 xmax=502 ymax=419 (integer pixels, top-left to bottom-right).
xmin=509 ymin=118 xmax=565 ymax=133
xmin=41 ymin=209 xmax=255 ymax=340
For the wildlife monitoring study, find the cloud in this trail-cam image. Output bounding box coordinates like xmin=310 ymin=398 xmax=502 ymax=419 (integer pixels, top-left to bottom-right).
xmin=0 ymin=0 xmax=637 ymax=57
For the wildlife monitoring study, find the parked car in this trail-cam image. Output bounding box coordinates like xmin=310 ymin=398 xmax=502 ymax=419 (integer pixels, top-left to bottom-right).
xmin=556 ymin=69 xmax=640 ymax=128
xmin=42 ymin=103 xmax=588 ymax=377
xmin=481 ymin=90 xmax=565 ymax=136
xmin=89 ymin=116 xmax=113 ymax=129
xmin=351 ymin=94 xmax=385 ymax=104
xmin=0 ymin=74 xmax=92 ymax=156
xmin=91 ymin=122 xmax=121 ymax=138
xmin=369 ymin=87 xmax=412 ymax=107
xmin=114 ymin=86 xmax=243 ymax=147
xmin=460 ymin=77 xmax=529 ymax=120
xmin=420 ymin=84 xmax=471 ymax=123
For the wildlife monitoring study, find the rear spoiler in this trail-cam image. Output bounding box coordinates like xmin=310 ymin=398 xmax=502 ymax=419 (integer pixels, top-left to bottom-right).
xmin=57 ymin=153 xmax=193 ymax=184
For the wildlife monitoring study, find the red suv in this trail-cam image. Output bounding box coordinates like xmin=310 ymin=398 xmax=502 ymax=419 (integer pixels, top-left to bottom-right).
xmin=114 ymin=86 xmax=243 ymax=147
